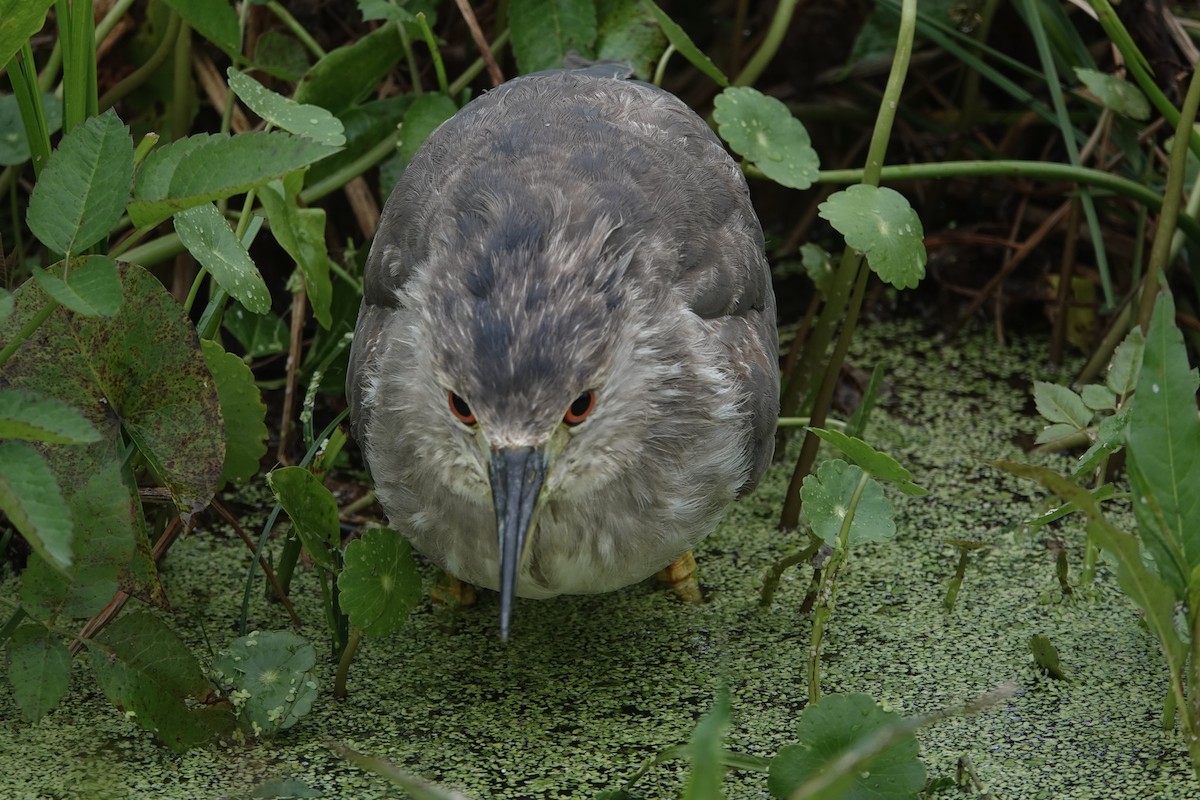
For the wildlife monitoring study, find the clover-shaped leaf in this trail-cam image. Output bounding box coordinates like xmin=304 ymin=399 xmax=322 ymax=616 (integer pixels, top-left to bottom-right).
xmin=800 ymin=459 xmax=895 ymax=546
xmin=338 ymin=527 xmax=422 ymax=637
xmin=713 ymin=86 xmax=819 ymax=189
xmin=768 ymin=693 xmax=925 ymax=799
xmin=818 ymin=185 xmax=926 ymax=289
xmin=211 ymin=630 xmax=318 ymax=736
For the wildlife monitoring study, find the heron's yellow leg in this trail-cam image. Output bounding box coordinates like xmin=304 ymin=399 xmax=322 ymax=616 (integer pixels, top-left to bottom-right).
xmin=431 ymin=571 xmax=477 ymax=610
xmin=656 ymin=550 xmax=703 ymax=604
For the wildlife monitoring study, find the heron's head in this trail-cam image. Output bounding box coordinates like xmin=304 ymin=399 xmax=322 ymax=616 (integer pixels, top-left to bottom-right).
xmin=395 ymin=195 xmax=668 ymax=638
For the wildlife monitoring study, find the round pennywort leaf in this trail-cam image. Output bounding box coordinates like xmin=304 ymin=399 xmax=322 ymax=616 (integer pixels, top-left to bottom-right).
xmin=818 ymin=184 xmax=926 ymax=289
xmin=338 ymin=527 xmax=422 ymax=637
xmin=800 ymin=459 xmax=895 ymax=546
xmin=713 ymin=86 xmax=819 ymax=189
xmin=211 ymin=630 xmax=318 ymax=737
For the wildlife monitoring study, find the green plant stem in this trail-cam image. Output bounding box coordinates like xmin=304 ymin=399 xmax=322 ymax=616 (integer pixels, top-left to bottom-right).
xmin=732 ymin=0 xmax=798 ymax=87
xmin=652 ymin=43 xmax=676 ymax=87
xmin=415 ymin=13 xmax=448 ymax=96
xmin=759 ymin=538 xmax=822 ymax=607
xmin=59 ymin=0 xmax=98 ymax=133
xmin=301 ymin=128 xmax=403 ymax=204
xmin=1019 ymin=0 xmax=1112 ymax=308
xmin=169 ymin=20 xmax=192 ymax=140
xmin=0 ymin=298 xmax=59 ymax=369
xmin=448 ymin=28 xmax=510 ymax=97
xmin=746 ymin=160 xmax=1200 ymax=244
xmin=397 ymin=22 xmax=423 ymax=94
xmin=1136 ymin=57 xmax=1200 ymax=328
xmin=116 ymin=232 xmax=184 ymax=266
xmin=333 ymin=627 xmax=363 ymax=699
xmin=10 ymin=42 xmax=52 ymax=177
xmin=265 ymin=1 xmax=326 ymax=58
xmin=98 ymin=11 xmax=182 ymax=112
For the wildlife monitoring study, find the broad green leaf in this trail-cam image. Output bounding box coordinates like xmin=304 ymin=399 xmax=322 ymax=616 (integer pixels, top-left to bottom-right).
xmin=128 ymin=131 xmax=339 ymax=228
xmin=337 ymin=528 xmax=422 ymax=637
xmin=1071 ymin=408 xmax=1129 ymax=479
xmin=1026 ymin=482 xmax=1116 ymax=527
xmin=174 ymin=203 xmax=271 ymax=314
xmin=1128 ymin=293 xmax=1200 ymax=576
xmin=1075 ymin=68 xmax=1150 ymax=120
xmin=31 ymin=256 xmax=123 ymax=317
xmin=808 ymin=427 xmax=927 ymax=495
xmin=0 ymin=261 xmax=224 ymax=515
xmin=800 ymin=243 xmax=834 ymax=293
xmin=258 ymin=176 xmax=332 ymax=329
xmin=713 ymin=87 xmax=819 ymax=190
xmin=683 ymin=687 xmax=729 ymax=800
xmin=359 ymin=0 xmax=415 ymax=22
xmin=223 ymin=304 xmax=289 ymax=359
xmin=642 ymin=1 xmax=728 ymax=87
xmin=19 ymin=460 xmax=135 ymax=620
xmin=0 ymin=441 xmax=72 ymax=572
xmin=89 ymin=611 xmax=235 ymax=753
xmin=1106 ymin=326 xmax=1145 ymax=396
xmin=26 ymin=109 xmax=133 ymax=255
xmin=227 ymin=68 xmax=346 ymax=147
xmin=0 ymin=0 xmax=55 ymax=78
xmin=510 ymin=0 xmax=597 ymax=74
xmin=211 ymin=631 xmax=318 ymax=736
xmin=1035 ymin=421 xmax=1080 ymax=445
xmin=1081 ymin=383 xmax=1116 ymax=412
xmin=1128 ymin=460 xmax=1187 ymax=594
xmin=398 ymin=94 xmax=458 ymax=165
xmin=250 ymin=30 xmax=312 ymax=82
xmin=596 ymin=0 xmax=666 ymax=80
xmin=767 ymin=693 xmax=925 ymax=800
xmin=0 ymin=92 xmax=62 ymax=166
xmin=818 ymin=185 xmax=926 ymax=289
xmin=800 ymin=460 xmax=895 ymax=546
xmin=294 ymin=24 xmax=405 ymax=115
xmin=161 ymin=0 xmax=239 ymax=56
xmin=0 ymin=288 xmax=11 ymax=324
xmin=0 ymin=388 xmax=100 ymax=444
xmin=998 ymin=460 xmax=1188 ymax=666
xmin=5 ymin=624 xmax=71 ymax=722
xmin=201 ymin=340 xmax=268 ymax=486
xmin=1033 ymin=381 xmax=1092 ymax=429
xmin=267 ymin=466 xmax=340 ymax=571
xmin=334 ymin=745 xmax=477 ymax=800
xmin=1029 ymin=634 xmax=1068 ymax=680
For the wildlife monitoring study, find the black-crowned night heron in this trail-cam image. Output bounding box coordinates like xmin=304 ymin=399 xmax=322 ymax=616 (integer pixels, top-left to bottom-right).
xmin=347 ymin=66 xmax=779 ymax=638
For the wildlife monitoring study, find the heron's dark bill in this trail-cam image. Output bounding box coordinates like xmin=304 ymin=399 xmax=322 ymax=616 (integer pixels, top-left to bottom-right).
xmin=489 ymin=446 xmax=548 ymax=640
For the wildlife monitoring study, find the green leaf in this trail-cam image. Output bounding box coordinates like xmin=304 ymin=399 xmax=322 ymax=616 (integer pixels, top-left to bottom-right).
xmin=26 ymin=109 xmax=133 ymax=255
xmin=267 ymin=466 xmax=340 ymax=571
xmin=0 ymin=0 xmax=55 ymax=78
xmin=398 ymin=94 xmax=458 ymax=166
xmin=337 ymin=528 xmax=422 ymax=637
xmin=19 ymin=460 xmax=135 ymax=620
xmin=305 ymin=97 xmax=412 ymax=189
xmin=1074 ymin=67 xmax=1150 ymax=120
xmin=31 ymin=255 xmax=123 ymax=317
xmin=767 ymin=693 xmax=925 ymax=800
xmin=1071 ymin=408 xmax=1129 ymax=479
xmin=818 ymin=185 xmax=926 ymax=289
xmin=258 ymin=176 xmax=332 ymax=329
xmin=0 ymin=388 xmax=100 ymax=444
xmin=222 ymin=304 xmax=289 ymax=359
xmin=596 ymin=0 xmax=666 ymax=80
xmin=642 ymin=1 xmax=728 ymax=87
xmin=200 ymin=340 xmax=268 ymax=486
xmin=800 ymin=460 xmax=895 ymax=546
xmin=0 ymin=442 xmax=71 ymax=572
xmin=683 ymin=686 xmax=729 ymax=800
xmin=800 ymin=243 xmax=834 ymax=293
xmin=1080 ymin=383 xmax=1116 ymax=412
xmin=128 ymin=131 xmax=339 ymax=228
xmin=0 ymin=91 xmax=62 ymax=166
xmin=294 ymin=24 xmax=405 ymax=115
xmin=358 ymin=0 xmax=415 ymax=22
xmin=1029 ymin=634 xmax=1068 ymax=680
xmin=0 ymin=288 xmax=11 ymax=324
xmin=1033 ymin=381 xmax=1092 ymax=429
xmin=333 ymin=744 xmax=477 ymax=800
xmin=227 ymin=68 xmax=346 ymax=147
xmin=510 ymin=0 xmax=597 ymax=74
xmin=160 ymin=0 xmax=239 ymax=56
xmin=250 ymin=31 xmax=312 ymax=82
xmin=0 ymin=261 xmax=224 ymax=515
xmin=1034 ymin=421 xmax=1080 ymax=445
xmin=89 ymin=611 xmax=235 ymax=753
xmin=712 ymin=87 xmax=819 ymax=190
xmin=1106 ymin=325 xmax=1145 ymax=396
xmin=174 ymin=203 xmax=271 ymax=314
xmin=808 ymin=427 xmax=927 ymax=495
xmin=1128 ymin=293 xmax=1200 ymax=577
xmin=5 ymin=624 xmax=71 ymax=722
xmin=211 ymin=630 xmax=318 ymax=736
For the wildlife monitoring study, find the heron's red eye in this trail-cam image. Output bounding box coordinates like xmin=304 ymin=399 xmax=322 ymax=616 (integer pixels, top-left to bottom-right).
xmin=564 ymin=391 xmax=596 ymax=426
xmin=449 ymin=392 xmax=477 ymax=425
